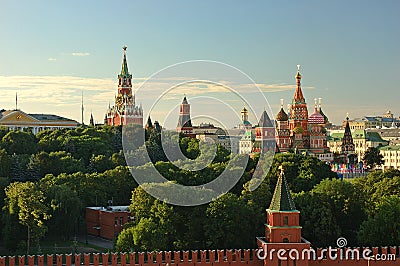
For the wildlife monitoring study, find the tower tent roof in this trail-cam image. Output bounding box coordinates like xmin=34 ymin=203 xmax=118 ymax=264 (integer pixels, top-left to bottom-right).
xmin=258 ymin=110 xmax=273 ymax=127
xmin=269 ymin=166 xmax=297 ymax=211
xmin=146 ymin=116 xmax=153 ymax=128
xmin=119 ymin=46 xmax=132 ymax=78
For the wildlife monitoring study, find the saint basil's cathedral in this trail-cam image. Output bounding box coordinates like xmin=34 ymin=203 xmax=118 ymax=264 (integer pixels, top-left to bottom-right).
xmin=276 ymin=65 xmax=329 ymax=154
xmin=239 ymin=66 xmax=331 ymax=159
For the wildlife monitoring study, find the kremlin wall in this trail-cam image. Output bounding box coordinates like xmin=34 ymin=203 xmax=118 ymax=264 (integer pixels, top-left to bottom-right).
xmin=0 ymin=247 xmax=398 ymax=266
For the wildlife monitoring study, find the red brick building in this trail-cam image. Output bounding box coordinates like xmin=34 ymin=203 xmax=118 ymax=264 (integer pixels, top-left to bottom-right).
xmin=86 ymin=206 xmax=132 ymax=240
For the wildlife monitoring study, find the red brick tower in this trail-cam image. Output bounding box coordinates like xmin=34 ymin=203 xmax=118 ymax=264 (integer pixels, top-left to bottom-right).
xmin=253 ymin=110 xmax=275 ymax=153
xmin=106 ymin=46 xmax=143 ymax=126
xmin=177 ymin=96 xmax=194 ymax=136
xmin=289 ymin=65 xmax=309 ymax=149
xmin=258 ymin=165 xmax=310 ymax=266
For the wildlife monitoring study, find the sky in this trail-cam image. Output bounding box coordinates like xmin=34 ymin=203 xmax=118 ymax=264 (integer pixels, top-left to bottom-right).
xmin=0 ymin=1 xmax=399 ymax=128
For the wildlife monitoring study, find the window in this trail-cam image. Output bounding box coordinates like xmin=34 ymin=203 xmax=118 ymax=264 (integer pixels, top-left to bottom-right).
xmin=120 ymin=217 xmax=124 ymax=225
xmin=283 ymin=216 xmax=288 ymax=226
xmin=283 ymin=238 xmax=289 ymax=243
xmin=114 ymin=217 xmax=118 ymax=226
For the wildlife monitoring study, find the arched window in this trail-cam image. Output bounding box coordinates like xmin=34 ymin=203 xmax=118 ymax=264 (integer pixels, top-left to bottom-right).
xmin=283 ymin=238 xmax=289 ymax=243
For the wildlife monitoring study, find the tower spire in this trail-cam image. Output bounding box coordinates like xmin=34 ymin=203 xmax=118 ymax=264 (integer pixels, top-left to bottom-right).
xmin=81 ymin=91 xmax=84 ymax=125
xmin=269 ymin=165 xmax=296 ymax=211
xmin=120 ymin=45 xmax=129 ymax=77
xmin=15 ymin=92 xmax=18 ymax=110
xmin=89 ymin=112 xmax=94 ymax=126
xmin=293 ymin=64 xmax=304 ymax=102
xmin=342 ymin=113 xmax=355 ymax=155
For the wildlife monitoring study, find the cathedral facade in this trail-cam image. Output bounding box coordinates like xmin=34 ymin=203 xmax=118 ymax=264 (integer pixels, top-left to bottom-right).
xmin=275 ymin=66 xmax=329 ymax=156
xmin=105 ymin=46 xmax=143 ymax=127
xmin=239 ymin=66 xmax=331 ymax=159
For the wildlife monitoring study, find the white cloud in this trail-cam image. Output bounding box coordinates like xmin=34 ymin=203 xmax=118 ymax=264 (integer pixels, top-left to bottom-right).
xmin=48 ymin=57 xmax=57 ymax=61
xmin=71 ymin=52 xmax=90 ymax=56
xmin=0 ymin=75 xmax=317 ymax=126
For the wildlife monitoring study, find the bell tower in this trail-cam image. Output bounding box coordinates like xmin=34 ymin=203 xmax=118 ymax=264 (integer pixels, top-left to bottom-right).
xmin=289 ymin=65 xmax=310 ymax=149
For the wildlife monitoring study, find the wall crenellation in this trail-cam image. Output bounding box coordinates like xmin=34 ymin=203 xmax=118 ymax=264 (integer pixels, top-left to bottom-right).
xmin=0 ymin=247 xmax=398 ymax=266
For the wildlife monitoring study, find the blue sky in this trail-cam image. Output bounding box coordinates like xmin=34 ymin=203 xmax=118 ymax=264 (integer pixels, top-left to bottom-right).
xmin=0 ymin=1 xmax=399 ymax=128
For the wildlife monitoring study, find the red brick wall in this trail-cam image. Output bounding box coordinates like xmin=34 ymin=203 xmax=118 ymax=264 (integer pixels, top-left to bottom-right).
xmin=1 ymin=248 xmax=398 ymax=266
xmin=86 ymin=208 xmax=130 ymax=240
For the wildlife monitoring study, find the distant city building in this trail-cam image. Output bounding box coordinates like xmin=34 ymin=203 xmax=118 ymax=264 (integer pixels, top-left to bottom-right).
xmin=365 ymin=128 xmax=400 ymax=142
xmin=239 ymin=110 xmax=276 ymax=155
xmin=345 ymin=111 xmax=400 ymax=130
xmin=106 ymin=46 xmax=143 ymax=126
xmin=328 ymin=123 xmax=389 ymax=162
xmin=86 ymin=205 xmax=132 ymax=240
xmin=379 ymin=145 xmax=400 ymax=171
xmin=239 ymin=130 xmax=255 ymax=154
xmin=0 ymin=109 xmax=78 ymax=134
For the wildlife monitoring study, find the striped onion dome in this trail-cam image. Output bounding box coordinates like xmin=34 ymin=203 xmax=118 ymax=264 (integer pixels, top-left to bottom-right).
xmin=308 ymin=107 xmax=325 ymax=124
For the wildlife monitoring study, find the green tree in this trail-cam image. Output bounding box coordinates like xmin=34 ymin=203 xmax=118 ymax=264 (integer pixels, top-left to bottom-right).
xmin=132 ymin=217 xmax=165 ymax=251
xmin=88 ymin=154 xmax=114 ymax=173
xmin=0 ymin=126 xmax=9 ymax=140
xmin=358 ymin=195 xmax=400 ymax=246
xmin=123 ymin=193 xmax=177 ymax=251
xmin=3 ymin=182 xmax=50 ymax=254
xmin=10 ymin=154 xmax=30 ymax=181
xmin=116 ymin=226 xmax=135 ymax=252
xmin=311 ymin=178 xmax=365 ymax=245
xmin=45 ymin=184 xmax=82 ymax=239
xmin=1 ymin=131 xmax=38 ymax=155
xmin=352 ymin=170 xmax=400 ymax=215
xmin=294 ymin=191 xmax=341 ymax=247
xmin=129 ymin=186 xmax=157 ymax=220
xmin=362 ymin=147 xmax=384 ymax=170
xmin=205 ymin=193 xmax=253 ymax=248
xmin=0 ymin=149 xmax=12 ymax=177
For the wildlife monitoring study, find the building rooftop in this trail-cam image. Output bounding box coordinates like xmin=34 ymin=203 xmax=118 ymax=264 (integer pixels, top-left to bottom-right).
xmin=29 ymin=114 xmax=76 ymax=122
xmin=87 ymin=206 xmax=130 ymax=213
xmin=379 ymin=145 xmax=400 ymax=151
xmin=268 ymin=167 xmax=297 ymax=212
xmin=328 ymin=130 xmax=387 ymax=143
